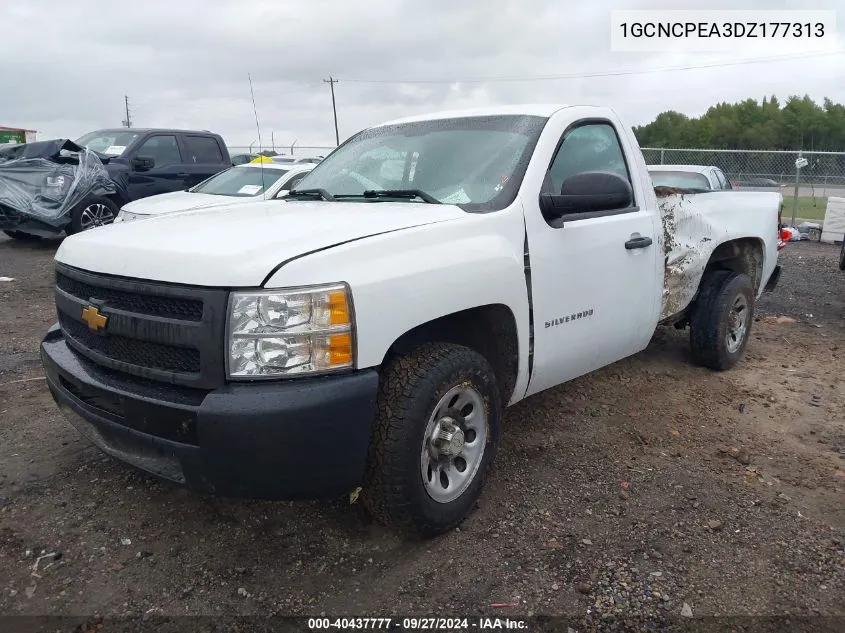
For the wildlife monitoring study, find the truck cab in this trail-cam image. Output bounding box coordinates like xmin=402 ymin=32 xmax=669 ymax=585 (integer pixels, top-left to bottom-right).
xmin=75 ymin=128 xmax=232 ymax=204
xmin=40 ymin=104 xmax=782 ymax=537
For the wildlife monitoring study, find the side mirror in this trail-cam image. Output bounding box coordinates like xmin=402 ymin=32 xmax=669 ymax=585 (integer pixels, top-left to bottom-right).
xmin=276 ymin=189 xmax=290 ymax=198
xmin=132 ymin=156 xmax=155 ymax=171
xmin=539 ymin=171 xmax=632 ymax=221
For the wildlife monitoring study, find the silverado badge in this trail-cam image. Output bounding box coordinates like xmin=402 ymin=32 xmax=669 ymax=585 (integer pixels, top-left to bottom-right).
xmin=81 ymin=305 xmax=108 ymax=332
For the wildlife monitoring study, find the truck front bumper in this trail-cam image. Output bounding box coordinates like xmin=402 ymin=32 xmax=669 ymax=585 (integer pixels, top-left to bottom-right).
xmin=41 ymin=324 xmax=379 ymax=500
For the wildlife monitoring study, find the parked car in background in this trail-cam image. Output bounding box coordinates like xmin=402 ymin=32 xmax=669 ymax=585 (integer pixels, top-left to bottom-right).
xmin=733 ymin=177 xmax=780 ymax=188
xmin=1 ymin=128 xmax=231 ymax=239
xmin=231 ymin=153 xmax=258 ymax=166
xmin=75 ymin=127 xmax=232 ymax=201
xmin=648 ymin=164 xmax=732 ymax=191
xmin=42 ymin=103 xmax=783 ymax=537
xmin=267 ymin=155 xmax=323 ymax=165
xmin=115 ymin=162 xmax=314 ymax=223
xmin=1 ymin=139 xmax=117 ymax=240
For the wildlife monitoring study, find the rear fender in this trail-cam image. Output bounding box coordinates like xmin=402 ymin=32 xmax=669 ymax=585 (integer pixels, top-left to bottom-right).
xmin=659 ymin=191 xmax=780 ymax=321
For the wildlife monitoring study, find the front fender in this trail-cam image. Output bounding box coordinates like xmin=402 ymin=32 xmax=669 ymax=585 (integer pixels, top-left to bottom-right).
xmin=263 ymin=207 xmax=531 ymax=400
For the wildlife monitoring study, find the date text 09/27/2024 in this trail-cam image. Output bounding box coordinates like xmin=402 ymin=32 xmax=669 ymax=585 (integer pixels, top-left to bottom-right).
xmin=307 ymin=617 xmax=529 ymax=630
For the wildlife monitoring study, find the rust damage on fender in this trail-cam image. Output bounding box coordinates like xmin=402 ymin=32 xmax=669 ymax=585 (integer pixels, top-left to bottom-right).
xmin=656 ymin=187 xmax=718 ymax=322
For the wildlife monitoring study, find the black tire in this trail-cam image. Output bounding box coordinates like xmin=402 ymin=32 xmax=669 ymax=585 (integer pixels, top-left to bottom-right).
xmin=839 ymin=239 xmax=845 ymax=271
xmin=68 ymin=196 xmax=119 ymax=235
xmin=3 ymin=230 xmax=42 ymax=241
xmin=689 ymin=270 xmax=755 ymax=370
xmin=361 ymin=342 xmax=502 ymax=538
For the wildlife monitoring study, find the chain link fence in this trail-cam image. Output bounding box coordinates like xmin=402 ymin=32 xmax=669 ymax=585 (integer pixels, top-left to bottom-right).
xmin=225 ymin=144 xmax=845 ymax=194
xmin=641 ymin=148 xmax=845 ymax=198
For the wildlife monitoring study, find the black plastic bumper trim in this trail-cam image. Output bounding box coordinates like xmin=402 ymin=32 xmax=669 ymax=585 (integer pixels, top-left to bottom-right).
xmin=41 ymin=327 xmax=380 ymax=500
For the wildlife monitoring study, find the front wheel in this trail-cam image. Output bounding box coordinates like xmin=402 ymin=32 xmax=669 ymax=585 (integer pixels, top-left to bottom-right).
xmin=839 ymin=239 xmax=845 ymax=271
xmin=362 ymin=342 xmax=501 ymax=538
xmin=689 ymin=270 xmax=755 ymax=370
xmin=68 ymin=196 xmax=119 ymax=235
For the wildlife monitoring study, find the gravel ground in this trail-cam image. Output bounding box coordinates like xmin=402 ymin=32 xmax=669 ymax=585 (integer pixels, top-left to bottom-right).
xmin=0 ymin=235 xmax=843 ymax=631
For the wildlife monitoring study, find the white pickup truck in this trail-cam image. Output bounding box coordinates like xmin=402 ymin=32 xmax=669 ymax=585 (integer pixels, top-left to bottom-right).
xmin=40 ymin=104 xmax=783 ymax=537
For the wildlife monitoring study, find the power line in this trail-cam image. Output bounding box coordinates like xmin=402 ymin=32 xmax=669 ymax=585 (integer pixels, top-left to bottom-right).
xmin=323 ymin=76 xmax=340 ymax=146
xmin=339 ymin=50 xmax=844 ymax=85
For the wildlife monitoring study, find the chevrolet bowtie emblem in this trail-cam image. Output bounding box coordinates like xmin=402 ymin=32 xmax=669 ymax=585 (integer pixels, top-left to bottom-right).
xmin=81 ymin=305 xmax=108 ymax=332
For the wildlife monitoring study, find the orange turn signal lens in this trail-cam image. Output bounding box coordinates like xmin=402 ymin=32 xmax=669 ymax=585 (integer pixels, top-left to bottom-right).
xmin=328 ymin=290 xmax=350 ymax=326
xmin=328 ymin=332 xmax=353 ymax=366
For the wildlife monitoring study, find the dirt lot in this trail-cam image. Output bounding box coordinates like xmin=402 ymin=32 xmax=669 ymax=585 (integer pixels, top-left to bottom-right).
xmin=0 ymin=235 xmax=843 ymax=629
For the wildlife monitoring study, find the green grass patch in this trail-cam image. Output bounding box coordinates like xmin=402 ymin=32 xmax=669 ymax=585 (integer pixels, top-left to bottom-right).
xmin=783 ymin=196 xmax=828 ymax=222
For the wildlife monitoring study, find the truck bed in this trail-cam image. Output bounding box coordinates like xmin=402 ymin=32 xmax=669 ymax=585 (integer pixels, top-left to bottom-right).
xmin=657 ymin=187 xmax=782 ymax=321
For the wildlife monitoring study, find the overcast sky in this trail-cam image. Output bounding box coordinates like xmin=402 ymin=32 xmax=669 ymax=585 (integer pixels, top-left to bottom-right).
xmin=2 ymin=0 xmax=843 ymax=152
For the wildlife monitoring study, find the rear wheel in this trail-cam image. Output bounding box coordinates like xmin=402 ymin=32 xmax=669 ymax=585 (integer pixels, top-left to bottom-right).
xmin=68 ymin=196 xmax=118 ymax=235
xmin=362 ymin=342 xmax=501 ymax=538
xmin=689 ymin=270 xmax=755 ymax=370
xmin=839 ymin=239 xmax=845 ymax=271
xmin=3 ymin=230 xmax=42 ymax=241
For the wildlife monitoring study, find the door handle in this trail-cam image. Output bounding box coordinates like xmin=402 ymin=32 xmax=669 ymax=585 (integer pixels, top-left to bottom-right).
xmin=177 ymin=172 xmax=190 ymax=177
xmin=625 ymin=236 xmax=653 ymax=250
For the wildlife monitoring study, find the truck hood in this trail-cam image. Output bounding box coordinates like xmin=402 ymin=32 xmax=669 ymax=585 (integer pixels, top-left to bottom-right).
xmin=55 ymin=200 xmax=467 ymax=286
xmin=121 ymin=191 xmax=252 ymax=215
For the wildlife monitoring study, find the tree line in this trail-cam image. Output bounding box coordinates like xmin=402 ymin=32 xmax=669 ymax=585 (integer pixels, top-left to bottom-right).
xmin=633 ymin=95 xmax=845 ymax=151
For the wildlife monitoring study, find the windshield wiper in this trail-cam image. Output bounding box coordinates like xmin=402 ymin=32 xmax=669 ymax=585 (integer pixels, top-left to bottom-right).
xmin=285 ymin=188 xmax=336 ymax=201
xmin=334 ymin=189 xmax=440 ymax=204
xmin=365 ymin=189 xmax=440 ymax=204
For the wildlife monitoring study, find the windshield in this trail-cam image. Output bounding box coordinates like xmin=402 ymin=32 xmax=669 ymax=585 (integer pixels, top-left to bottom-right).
xmin=293 ymin=115 xmax=548 ymax=212
xmin=75 ymin=131 xmax=140 ymax=156
xmin=191 ymin=166 xmax=288 ymax=196
xmin=650 ymin=170 xmax=711 ymax=190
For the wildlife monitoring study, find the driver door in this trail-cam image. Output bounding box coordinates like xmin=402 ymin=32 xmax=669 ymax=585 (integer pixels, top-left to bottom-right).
xmin=127 ymin=135 xmax=188 ymax=200
xmin=524 ymin=117 xmax=662 ymax=396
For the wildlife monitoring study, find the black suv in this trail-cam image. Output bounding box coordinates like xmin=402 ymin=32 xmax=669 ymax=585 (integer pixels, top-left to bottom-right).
xmin=1 ymin=128 xmax=230 ymax=240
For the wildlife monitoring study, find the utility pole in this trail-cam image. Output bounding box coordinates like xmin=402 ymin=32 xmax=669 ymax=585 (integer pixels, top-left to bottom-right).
xmin=122 ymin=96 xmax=132 ymax=128
xmin=323 ymin=76 xmax=339 ymax=146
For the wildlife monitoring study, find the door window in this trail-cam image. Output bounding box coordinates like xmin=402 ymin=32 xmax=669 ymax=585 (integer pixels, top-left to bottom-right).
xmin=136 ymin=135 xmax=182 ymax=167
xmin=714 ymin=168 xmax=731 ymax=190
xmin=546 ymin=122 xmax=633 ymax=198
xmin=184 ymin=135 xmax=224 ymax=164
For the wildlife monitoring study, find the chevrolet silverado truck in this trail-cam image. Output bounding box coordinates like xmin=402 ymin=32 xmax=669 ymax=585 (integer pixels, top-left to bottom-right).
xmin=40 ymin=104 xmax=783 ymax=537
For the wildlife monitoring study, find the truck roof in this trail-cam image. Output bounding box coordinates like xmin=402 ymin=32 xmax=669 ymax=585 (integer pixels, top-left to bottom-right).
xmin=375 ymin=104 xmax=576 ymax=127
xmin=648 ymin=164 xmax=716 ymax=174
xmin=91 ymin=128 xmax=223 ymax=136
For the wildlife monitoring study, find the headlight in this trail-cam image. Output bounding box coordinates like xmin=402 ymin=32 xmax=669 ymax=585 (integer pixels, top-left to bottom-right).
xmin=226 ymin=283 xmax=355 ymax=378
